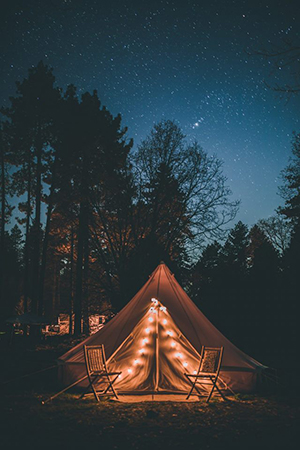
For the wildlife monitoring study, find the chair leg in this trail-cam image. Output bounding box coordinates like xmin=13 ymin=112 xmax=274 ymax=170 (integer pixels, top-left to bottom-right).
xmin=90 ymin=377 xmax=100 ymax=402
xmin=186 ymin=375 xmax=197 ymax=400
xmin=193 ymin=383 xmax=204 ymax=397
xmin=206 ymin=377 xmax=226 ymax=403
xmin=187 ymin=378 xmax=204 ymax=399
xmin=103 ymin=374 xmax=119 ymax=399
xmin=109 ymin=375 xmax=119 ymax=399
xmin=79 ymin=375 xmax=100 ymax=402
xmin=214 ymin=382 xmax=227 ymax=401
xmin=186 ymin=388 xmax=193 ymax=400
xmin=206 ymin=382 xmax=216 ymax=403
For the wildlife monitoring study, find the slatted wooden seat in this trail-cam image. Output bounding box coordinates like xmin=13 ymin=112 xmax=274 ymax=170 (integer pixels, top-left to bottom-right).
xmin=80 ymin=344 xmax=121 ymax=401
xmin=185 ymin=346 xmax=226 ymax=402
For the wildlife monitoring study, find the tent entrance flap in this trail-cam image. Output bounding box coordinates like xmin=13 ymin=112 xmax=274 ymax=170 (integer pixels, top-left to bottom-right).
xmin=106 ymin=300 xmax=201 ymax=393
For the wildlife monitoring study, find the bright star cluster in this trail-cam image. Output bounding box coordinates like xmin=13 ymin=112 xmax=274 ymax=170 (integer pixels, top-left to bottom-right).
xmin=0 ymin=0 xmax=299 ymax=225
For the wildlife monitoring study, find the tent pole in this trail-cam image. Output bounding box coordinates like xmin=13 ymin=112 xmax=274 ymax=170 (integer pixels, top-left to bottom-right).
xmin=154 ymin=307 xmax=159 ymax=391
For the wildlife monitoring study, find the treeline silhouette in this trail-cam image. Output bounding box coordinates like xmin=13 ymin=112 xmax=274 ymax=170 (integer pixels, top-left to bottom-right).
xmin=190 ymin=218 xmax=299 ymax=363
xmin=0 ymin=62 xmax=299 ymax=361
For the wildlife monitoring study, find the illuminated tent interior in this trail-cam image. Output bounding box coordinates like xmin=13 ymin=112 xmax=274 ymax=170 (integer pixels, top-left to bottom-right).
xmin=58 ymin=262 xmax=265 ymax=398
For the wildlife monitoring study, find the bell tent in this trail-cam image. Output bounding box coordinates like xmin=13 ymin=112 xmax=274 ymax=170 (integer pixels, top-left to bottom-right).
xmin=58 ymin=262 xmax=265 ymax=395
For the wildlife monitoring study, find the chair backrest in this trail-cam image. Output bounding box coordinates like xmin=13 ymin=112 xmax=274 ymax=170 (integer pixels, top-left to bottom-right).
xmin=198 ymin=346 xmax=224 ymax=376
xmin=84 ymin=345 xmax=107 ymax=374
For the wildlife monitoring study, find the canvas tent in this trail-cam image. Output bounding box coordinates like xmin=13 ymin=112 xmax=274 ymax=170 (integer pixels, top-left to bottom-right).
xmin=58 ymin=262 xmax=265 ymax=395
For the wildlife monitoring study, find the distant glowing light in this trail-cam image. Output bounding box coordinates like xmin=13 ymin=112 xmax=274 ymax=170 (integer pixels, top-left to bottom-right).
xmin=160 ymin=306 xmax=167 ymax=312
xmin=139 ymin=348 xmax=145 ymax=354
xmin=166 ymin=331 xmax=173 ymax=336
xmin=134 ymin=359 xmax=140 ymax=365
xmin=183 ymin=362 xmax=188 ymax=367
xmin=118 ymin=374 xmax=122 ymax=379
xmin=171 ymin=341 xmax=176 ymax=348
xmin=149 ymin=307 xmax=157 ymax=314
xmin=142 ymin=338 xmax=149 ymax=344
xmin=163 ymin=319 xmax=167 ymax=325
xmin=151 ymin=298 xmax=158 ymax=305
xmin=175 ymin=353 xmax=183 ymax=359
xmin=145 ymin=328 xmax=150 ymax=334
xmin=128 ymin=369 xmax=132 ymax=374
xmin=148 ymin=316 xmax=154 ymax=322
xmin=193 ymin=370 xmax=197 ymax=375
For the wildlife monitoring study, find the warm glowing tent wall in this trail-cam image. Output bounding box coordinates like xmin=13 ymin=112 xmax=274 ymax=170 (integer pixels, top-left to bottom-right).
xmin=58 ymin=263 xmax=265 ymax=394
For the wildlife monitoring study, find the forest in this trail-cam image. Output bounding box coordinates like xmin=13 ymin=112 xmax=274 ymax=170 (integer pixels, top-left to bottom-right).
xmin=0 ymin=61 xmax=299 ymax=361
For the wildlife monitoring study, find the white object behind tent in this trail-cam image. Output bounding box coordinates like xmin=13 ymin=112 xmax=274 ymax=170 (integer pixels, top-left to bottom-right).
xmin=58 ymin=262 xmax=265 ymax=394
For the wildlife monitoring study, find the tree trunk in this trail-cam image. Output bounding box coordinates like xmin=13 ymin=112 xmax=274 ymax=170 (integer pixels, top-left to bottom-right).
xmin=31 ymin=128 xmax=42 ymax=314
xmin=51 ymin=260 xmax=56 ymax=318
xmin=55 ymin=261 xmax=60 ymax=313
xmin=0 ymin=127 xmax=5 ymax=306
xmin=23 ymin=152 xmax=32 ymax=313
xmin=69 ymin=225 xmax=74 ymax=335
xmin=74 ymin=200 xmax=88 ymax=335
xmin=83 ymin=234 xmax=89 ymax=335
xmin=38 ymin=153 xmax=58 ymax=315
xmin=74 ymin=153 xmax=89 ymax=336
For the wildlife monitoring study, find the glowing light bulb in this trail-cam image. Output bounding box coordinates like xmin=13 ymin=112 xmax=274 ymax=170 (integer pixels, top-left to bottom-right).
xmin=139 ymin=348 xmax=145 ymax=354
xmin=160 ymin=306 xmax=167 ymax=312
xmin=183 ymin=362 xmax=188 ymax=367
xmin=128 ymin=369 xmax=132 ymax=374
xmin=171 ymin=341 xmax=176 ymax=348
xmin=145 ymin=328 xmax=150 ymax=334
xmin=166 ymin=331 xmax=173 ymax=336
xmin=175 ymin=352 xmax=183 ymax=359
xmin=163 ymin=319 xmax=167 ymax=325
xmin=148 ymin=316 xmax=154 ymax=322
xmin=151 ymin=298 xmax=158 ymax=305
xmin=118 ymin=374 xmax=122 ymax=379
xmin=142 ymin=338 xmax=149 ymax=344
xmin=193 ymin=370 xmax=197 ymax=375
xmin=134 ymin=359 xmax=140 ymax=365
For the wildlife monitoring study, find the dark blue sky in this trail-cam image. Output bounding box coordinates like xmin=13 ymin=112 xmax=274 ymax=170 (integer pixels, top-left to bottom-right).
xmin=1 ymin=0 xmax=299 ymax=227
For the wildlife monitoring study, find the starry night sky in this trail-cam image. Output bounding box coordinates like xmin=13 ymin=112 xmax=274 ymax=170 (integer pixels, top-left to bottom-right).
xmin=1 ymin=0 xmax=299 ymax=227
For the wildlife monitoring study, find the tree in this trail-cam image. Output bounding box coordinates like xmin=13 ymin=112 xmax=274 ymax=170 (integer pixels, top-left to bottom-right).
xmin=252 ymin=39 xmax=300 ymax=96
xmin=51 ymin=87 xmax=132 ymax=332
xmin=278 ymin=133 xmax=300 ymax=346
xmin=279 ymin=133 xmax=300 ymax=222
xmin=216 ymin=222 xmax=250 ymax=346
xmin=257 ymin=214 xmax=292 ymax=254
xmin=133 ymin=120 xmax=239 ymax=262
xmin=90 ymin=166 xmax=137 ymax=309
xmin=0 ymin=225 xmax=23 ymax=321
xmin=2 ymin=61 xmax=61 ymax=315
xmin=190 ymin=241 xmax=223 ymax=317
xmin=222 ymin=221 xmax=249 ymax=272
xmin=248 ymin=225 xmax=281 ymax=351
xmin=0 ymin=122 xmax=15 ymax=307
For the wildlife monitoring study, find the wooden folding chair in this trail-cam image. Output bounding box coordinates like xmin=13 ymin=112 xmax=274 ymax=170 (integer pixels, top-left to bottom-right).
xmin=80 ymin=344 xmax=121 ymax=401
xmin=185 ymin=346 xmax=226 ymax=402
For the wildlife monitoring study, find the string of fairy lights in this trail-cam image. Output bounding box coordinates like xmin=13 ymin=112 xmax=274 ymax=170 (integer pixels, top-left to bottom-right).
xmin=119 ymin=297 xmax=199 ymax=381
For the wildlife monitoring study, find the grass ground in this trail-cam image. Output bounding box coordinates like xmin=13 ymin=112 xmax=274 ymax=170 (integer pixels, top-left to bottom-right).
xmin=0 ymin=338 xmax=299 ymax=450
